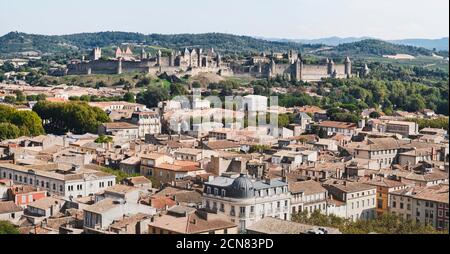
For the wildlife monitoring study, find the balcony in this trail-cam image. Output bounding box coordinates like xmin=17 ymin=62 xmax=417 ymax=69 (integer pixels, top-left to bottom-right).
xmin=239 ymin=213 xmax=246 ymax=218
xmin=230 ymin=211 xmax=236 ymax=216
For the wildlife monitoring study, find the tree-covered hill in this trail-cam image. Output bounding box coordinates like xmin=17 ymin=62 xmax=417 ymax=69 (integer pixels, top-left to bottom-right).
xmin=0 ymin=31 xmax=322 ymax=57
xmin=318 ymin=39 xmax=435 ymax=58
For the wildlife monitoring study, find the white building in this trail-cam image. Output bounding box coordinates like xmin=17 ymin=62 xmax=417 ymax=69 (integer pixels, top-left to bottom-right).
xmin=131 ymin=111 xmax=161 ymax=137
xmin=243 ymin=95 xmax=268 ymax=112
xmin=202 ymin=174 xmax=291 ymax=233
xmin=0 ymin=163 xmax=116 ymax=199
xmin=324 ymin=180 xmax=377 ymax=221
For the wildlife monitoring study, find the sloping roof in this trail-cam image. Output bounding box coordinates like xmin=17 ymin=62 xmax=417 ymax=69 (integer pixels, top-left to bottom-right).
xmin=319 ymin=121 xmax=357 ymax=129
xmin=104 ymin=122 xmax=138 ymax=130
xmin=289 ymin=180 xmax=327 ymax=195
xmin=0 ymin=201 xmax=23 ymax=214
xmin=149 ymin=210 xmax=236 ymax=234
xmin=246 ymin=217 xmax=340 ymax=234
xmin=205 ymin=140 xmax=241 ymax=150
xmin=28 ymin=197 xmax=63 ymax=210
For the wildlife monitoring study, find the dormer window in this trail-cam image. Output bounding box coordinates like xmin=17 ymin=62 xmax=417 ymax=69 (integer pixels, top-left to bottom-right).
xmin=206 ymin=187 xmax=211 ymax=194
xmin=221 ymin=189 xmax=226 ymax=197
xmin=214 ymin=188 xmax=219 ymax=196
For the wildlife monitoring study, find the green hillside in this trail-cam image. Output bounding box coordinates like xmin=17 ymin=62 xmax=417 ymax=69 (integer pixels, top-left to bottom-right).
xmin=0 ymin=31 xmax=322 ymax=57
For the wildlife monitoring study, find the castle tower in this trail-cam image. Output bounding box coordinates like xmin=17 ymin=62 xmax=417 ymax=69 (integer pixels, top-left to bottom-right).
xmin=117 ymin=57 xmax=123 ymax=74
xmin=157 ymin=50 xmax=162 ymax=66
xmin=198 ymin=48 xmax=203 ymax=68
xmin=332 ymin=69 xmax=337 ymax=78
xmin=269 ymin=59 xmax=276 ymax=78
xmin=91 ymin=47 xmax=101 ymax=61
xmin=169 ymin=51 xmax=175 ymax=67
xmin=327 ymin=59 xmax=335 ymax=75
xmin=140 ymin=48 xmax=147 ymax=60
xmin=115 ymin=47 xmax=123 ymax=59
xmin=216 ymin=53 xmax=222 ymax=67
xmin=361 ymin=64 xmax=370 ymax=77
xmin=344 ymin=56 xmax=352 ymax=77
xmin=292 ymin=58 xmax=301 ymax=81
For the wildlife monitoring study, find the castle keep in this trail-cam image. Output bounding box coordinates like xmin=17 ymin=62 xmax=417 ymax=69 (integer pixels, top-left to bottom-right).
xmin=67 ymin=47 xmax=354 ymax=81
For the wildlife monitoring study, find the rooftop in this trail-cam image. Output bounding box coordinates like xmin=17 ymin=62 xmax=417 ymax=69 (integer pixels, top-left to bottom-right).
xmin=289 ymin=180 xmax=327 ymax=195
xmin=246 ymin=217 xmax=340 ymax=234
xmin=319 ymin=121 xmax=357 ymax=130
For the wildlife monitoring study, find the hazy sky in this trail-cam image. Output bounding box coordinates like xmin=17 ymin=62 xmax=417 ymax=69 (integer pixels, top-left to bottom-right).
xmin=0 ymin=0 xmax=448 ymax=39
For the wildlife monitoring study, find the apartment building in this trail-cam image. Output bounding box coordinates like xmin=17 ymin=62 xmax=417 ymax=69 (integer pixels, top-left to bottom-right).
xmin=202 ymin=174 xmax=291 ymax=233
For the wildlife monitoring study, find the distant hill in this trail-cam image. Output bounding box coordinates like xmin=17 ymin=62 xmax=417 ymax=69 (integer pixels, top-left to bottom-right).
xmin=0 ymin=31 xmax=322 ymax=57
xmin=389 ymin=38 xmax=449 ymax=51
xmin=295 ymin=36 xmax=373 ymax=46
xmin=264 ymin=36 xmax=449 ymax=51
xmin=317 ymin=39 xmax=435 ymax=58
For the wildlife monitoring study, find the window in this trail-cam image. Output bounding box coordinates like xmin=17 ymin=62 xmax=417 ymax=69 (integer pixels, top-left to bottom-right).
xmin=206 ymin=187 xmax=211 ymax=194
xmin=24 ymin=177 xmax=27 ymax=183
xmin=2 ymin=172 xmax=5 ymax=178
xmin=53 ymin=183 xmax=56 ymax=190
xmin=59 ymin=185 xmax=63 ymax=192
xmin=46 ymin=182 xmax=49 ymax=188
xmin=36 ymin=180 xmax=39 ymax=186
xmin=8 ymin=173 xmax=12 ymax=179
xmin=214 ymin=188 xmax=219 ymax=196
xmin=392 ymin=201 xmax=397 ymax=208
xmin=19 ymin=176 xmax=22 ymax=182
xmin=221 ymin=189 xmax=226 ymax=197
xmin=14 ymin=175 xmax=17 ymax=181
xmin=21 ymin=195 xmax=26 ymax=203
xmin=220 ymin=203 xmax=224 ymax=212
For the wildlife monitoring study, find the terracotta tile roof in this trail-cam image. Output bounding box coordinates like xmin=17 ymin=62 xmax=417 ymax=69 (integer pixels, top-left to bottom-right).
xmin=391 ymin=184 xmax=448 ymax=204
xmin=149 ymin=209 xmax=236 ymax=234
xmin=149 ymin=197 xmax=177 ymax=210
xmin=205 ymin=140 xmax=240 ymax=150
xmin=104 ymin=122 xmax=138 ymax=129
xmin=289 ymin=180 xmax=327 ymax=195
xmin=325 ymin=180 xmax=376 ymax=193
xmin=156 ymin=161 xmax=200 ymax=172
xmin=319 ymin=121 xmax=357 ymax=129
xmin=0 ymin=201 xmax=23 ymax=214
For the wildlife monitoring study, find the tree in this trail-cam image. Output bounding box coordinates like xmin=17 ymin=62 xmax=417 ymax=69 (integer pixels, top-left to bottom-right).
xmin=277 ymin=113 xmax=291 ymax=128
xmin=369 ymin=111 xmax=381 ymax=119
xmin=33 ymin=101 xmax=110 ymax=134
xmin=10 ymin=111 xmax=45 ymax=137
xmin=123 ymin=92 xmax=136 ymax=103
xmin=3 ymin=96 xmax=16 ymax=104
xmin=192 ymin=81 xmax=201 ymax=88
xmin=14 ymin=90 xmax=26 ymax=102
xmin=170 ymin=83 xmax=187 ymax=96
xmin=136 ymin=86 xmax=170 ymax=108
xmin=0 ymin=123 xmax=21 ymax=140
xmin=95 ymin=135 xmax=113 ymax=144
xmin=253 ymin=85 xmax=266 ymax=95
xmin=0 ymin=104 xmax=16 ymax=122
xmin=0 ymin=220 xmax=20 ymax=234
